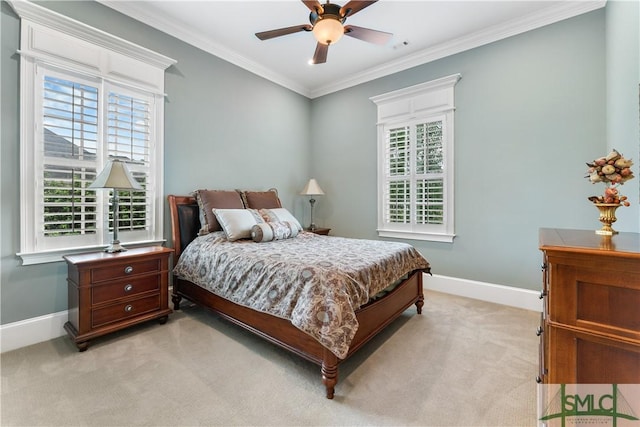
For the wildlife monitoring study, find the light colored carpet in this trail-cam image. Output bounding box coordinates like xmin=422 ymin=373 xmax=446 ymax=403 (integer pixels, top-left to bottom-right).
xmin=1 ymin=291 xmax=539 ymax=426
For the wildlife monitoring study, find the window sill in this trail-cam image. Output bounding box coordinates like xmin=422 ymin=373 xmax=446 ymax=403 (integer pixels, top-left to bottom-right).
xmin=17 ymin=240 xmax=167 ymax=266
xmin=377 ymin=230 xmax=456 ymax=243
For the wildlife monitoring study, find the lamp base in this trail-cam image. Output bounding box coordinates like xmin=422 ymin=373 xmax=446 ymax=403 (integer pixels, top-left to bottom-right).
xmin=104 ymin=240 xmax=127 ymax=253
xmin=308 ymin=198 xmax=316 ymax=232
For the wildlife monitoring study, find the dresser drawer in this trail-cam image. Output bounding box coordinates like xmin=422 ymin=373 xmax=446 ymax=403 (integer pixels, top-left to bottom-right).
xmin=92 ymin=294 xmax=161 ymax=328
xmin=92 ymin=275 xmax=160 ymax=305
xmin=546 ymin=324 xmax=640 ymax=384
xmin=91 ymin=258 xmax=161 ymax=283
xmin=549 ymin=263 xmax=640 ymax=342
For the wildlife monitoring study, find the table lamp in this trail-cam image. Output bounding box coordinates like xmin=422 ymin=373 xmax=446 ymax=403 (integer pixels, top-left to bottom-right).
xmin=300 ymin=178 xmax=325 ymax=231
xmin=89 ymin=159 xmax=143 ymax=252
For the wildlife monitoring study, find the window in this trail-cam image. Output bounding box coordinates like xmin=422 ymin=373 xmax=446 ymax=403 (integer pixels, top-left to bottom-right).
xmin=371 ymin=74 xmax=460 ymax=242
xmin=12 ymin=1 xmax=176 ymax=264
xmin=40 ymin=72 xmax=153 ymax=248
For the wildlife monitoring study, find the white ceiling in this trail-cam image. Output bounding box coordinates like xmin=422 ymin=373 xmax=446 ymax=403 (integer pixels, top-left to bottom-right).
xmin=98 ymin=0 xmax=605 ymax=98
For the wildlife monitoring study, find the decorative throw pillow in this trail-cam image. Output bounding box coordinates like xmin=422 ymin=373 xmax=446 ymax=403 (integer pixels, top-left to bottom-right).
xmin=251 ymin=221 xmax=299 ymax=243
xmin=213 ymin=208 xmax=263 ymax=241
xmin=259 ymin=208 xmax=303 ymax=232
xmin=193 ymin=189 xmax=244 ymax=235
xmin=239 ymin=188 xmax=282 ymax=209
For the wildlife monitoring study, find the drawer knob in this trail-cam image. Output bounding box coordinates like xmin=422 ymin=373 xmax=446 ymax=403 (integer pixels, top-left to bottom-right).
xmin=124 ymin=284 xmax=133 ymax=292
xmin=536 ymin=326 xmax=543 ymax=336
xmin=124 ymin=304 xmax=133 ymax=313
xmin=124 ymin=266 xmax=134 ymax=274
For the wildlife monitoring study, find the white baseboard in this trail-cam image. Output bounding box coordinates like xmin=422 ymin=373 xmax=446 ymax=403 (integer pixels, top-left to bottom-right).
xmin=1 ymin=276 xmax=540 ymax=353
xmin=424 ymin=273 xmax=542 ymax=312
xmin=0 ymin=310 xmax=67 ymax=353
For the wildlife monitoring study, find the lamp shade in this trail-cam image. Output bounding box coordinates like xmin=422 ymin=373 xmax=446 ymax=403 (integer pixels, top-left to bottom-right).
xmin=312 ymin=17 xmax=344 ymax=45
xmin=89 ymin=159 xmax=142 ymax=190
xmin=300 ymin=178 xmax=325 ymax=196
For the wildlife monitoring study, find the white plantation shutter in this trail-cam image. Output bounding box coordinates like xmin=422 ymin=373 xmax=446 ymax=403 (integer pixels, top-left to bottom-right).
xmin=416 ymin=179 xmax=444 ymax=224
xmin=108 ymin=93 xmax=150 ymax=164
xmin=32 ymin=70 xmax=158 ymax=253
xmin=372 ymin=74 xmax=460 ymax=242
xmin=106 ymin=88 xmax=153 ymax=239
xmin=382 ymin=118 xmax=446 ymax=231
xmin=415 ymin=120 xmax=444 ymax=225
xmin=38 ymin=73 xmax=101 ymax=249
xmin=385 ymin=126 xmax=411 ymax=224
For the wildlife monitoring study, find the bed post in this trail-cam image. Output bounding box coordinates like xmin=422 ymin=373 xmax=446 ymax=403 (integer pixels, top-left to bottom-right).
xmin=321 ymin=350 xmax=339 ymax=399
xmin=167 ymin=195 xmax=199 ymax=312
xmin=172 ymin=277 xmax=183 ymax=310
xmin=415 ymin=270 xmax=425 ymax=314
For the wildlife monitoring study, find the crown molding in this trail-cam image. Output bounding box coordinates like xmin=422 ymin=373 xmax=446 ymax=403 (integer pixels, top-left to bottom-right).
xmin=8 ymin=0 xmax=176 ymax=70
xmin=96 ymin=0 xmax=311 ymax=98
xmin=309 ymin=0 xmax=606 ymax=98
xmin=97 ymin=0 xmax=604 ymax=99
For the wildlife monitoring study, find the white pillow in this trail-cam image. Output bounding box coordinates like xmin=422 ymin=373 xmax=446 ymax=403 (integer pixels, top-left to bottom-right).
xmin=213 ymin=209 xmax=263 ymax=241
xmin=259 ymin=208 xmax=303 ymax=232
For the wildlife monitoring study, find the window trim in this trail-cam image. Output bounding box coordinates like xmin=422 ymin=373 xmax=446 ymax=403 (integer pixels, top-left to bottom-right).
xmin=10 ymin=0 xmax=176 ymax=265
xmin=371 ymin=74 xmax=461 ymax=243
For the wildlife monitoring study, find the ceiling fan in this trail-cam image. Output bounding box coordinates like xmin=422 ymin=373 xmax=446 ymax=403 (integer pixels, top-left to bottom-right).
xmin=255 ymin=0 xmax=392 ymax=64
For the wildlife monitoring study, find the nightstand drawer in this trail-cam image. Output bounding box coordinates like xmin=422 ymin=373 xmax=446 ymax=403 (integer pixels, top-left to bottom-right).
xmin=92 ymin=294 xmax=161 ymax=328
xmin=92 ymin=275 xmax=160 ymax=305
xmin=91 ymin=259 xmax=160 ymax=282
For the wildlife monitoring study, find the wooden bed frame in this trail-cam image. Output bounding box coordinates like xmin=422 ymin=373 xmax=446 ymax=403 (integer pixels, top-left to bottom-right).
xmin=168 ymin=195 xmax=430 ymax=399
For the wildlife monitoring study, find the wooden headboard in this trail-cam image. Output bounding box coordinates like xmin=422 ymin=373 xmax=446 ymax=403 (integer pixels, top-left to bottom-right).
xmin=167 ymin=195 xmax=199 ymax=260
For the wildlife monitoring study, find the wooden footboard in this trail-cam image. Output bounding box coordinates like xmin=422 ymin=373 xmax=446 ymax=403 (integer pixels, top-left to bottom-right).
xmin=168 ymin=194 xmax=429 ymax=398
xmin=348 ymin=271 xmax=424 ymax=358
xmin=172 ymin=269 xmax=425 ymax=399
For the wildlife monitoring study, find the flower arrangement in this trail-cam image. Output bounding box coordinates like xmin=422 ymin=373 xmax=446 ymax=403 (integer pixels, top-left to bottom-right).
xmin=586 ymin=149 xmax=634 ymax=206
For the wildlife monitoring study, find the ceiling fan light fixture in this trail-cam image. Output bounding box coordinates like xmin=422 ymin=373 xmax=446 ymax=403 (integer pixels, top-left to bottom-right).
xmin=256 ymin=0 xmax=390 ymax=64
xmin=312 ymin=17 xmax=344 ymax=45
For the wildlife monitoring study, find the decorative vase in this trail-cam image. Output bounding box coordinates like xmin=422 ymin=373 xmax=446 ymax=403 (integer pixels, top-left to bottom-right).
xmin=594 ymin=203 xmax=621 ymax=236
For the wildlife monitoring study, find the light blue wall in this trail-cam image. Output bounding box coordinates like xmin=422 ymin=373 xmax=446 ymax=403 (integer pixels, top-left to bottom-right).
xmin=0 ymin=1 xmax=311 ymax=324
xmin=309 ymin=10 xmax=608 ymax=291
xmin=606 ymin=0 xmax=640 ymax=231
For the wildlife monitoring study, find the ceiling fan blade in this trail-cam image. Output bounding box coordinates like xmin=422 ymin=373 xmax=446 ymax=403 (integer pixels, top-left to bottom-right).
xmin=340 ymin=1 xmax=377 ymax=18
xmin=344 ymin=25 xmax=392 ymax=45
xmin=255 ymin=24 xmax=313 ymax=41
xmin=302 ymin=0 xmax=323 ymax=14
xmin=312 ymin=43 xmax=328 ymax=64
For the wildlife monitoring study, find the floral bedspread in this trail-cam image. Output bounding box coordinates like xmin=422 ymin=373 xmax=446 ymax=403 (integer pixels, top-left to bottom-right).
xmin=173 ymin=231 xmax=430 ymax=358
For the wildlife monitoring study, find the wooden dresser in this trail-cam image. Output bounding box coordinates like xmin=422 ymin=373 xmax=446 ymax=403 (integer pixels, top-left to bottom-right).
xmin=64 ymin=246 xmax=173 ymax=351
xmin=538 ymin=228 xmax=640 ymax=384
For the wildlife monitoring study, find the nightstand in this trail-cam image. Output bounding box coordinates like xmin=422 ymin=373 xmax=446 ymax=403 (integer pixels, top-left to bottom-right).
xmin=63 ymin=246 xmax=173 ymax=351
xmin=308 ymin=227 xmax=331 ymax=235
